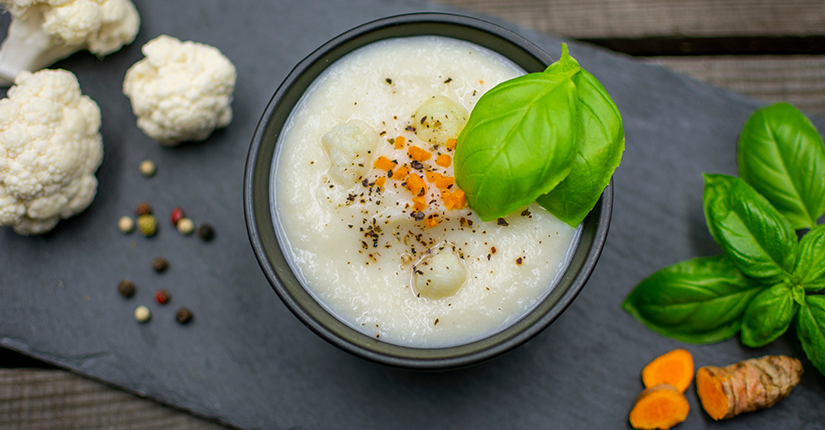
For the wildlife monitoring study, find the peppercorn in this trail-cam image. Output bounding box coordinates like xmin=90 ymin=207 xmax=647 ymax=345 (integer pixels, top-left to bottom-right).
xmin=170 ymin=207 xmax=184 ymax=226
xmin=118 ymin=280 xmax=135 ymax=298
xmin=139 ymin=160 xmax=156 ymax=177
xmin=118 ymin=216 xmax=135 ymax=234
xmin=154 ymin=289 xmax=171 ymax=304
xmin=198 ymin=223 xmax=215 ymax=241
xmin=177 ymin=218 xmax=194 ymax=235
xmin=151 ymin=257 xmax=169 ymax=273
xmin=135 ymin=202 xmax=152 ymax=216
xmin=135 ymin=305 xmax=151 ymax=323
xmin=137 ymin=214 xmax=157 ymax=237
xmin=175 ymin=307 xmax=193 ymax=324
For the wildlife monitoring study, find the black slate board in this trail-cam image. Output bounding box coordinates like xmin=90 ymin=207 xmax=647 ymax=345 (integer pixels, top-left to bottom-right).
xmin=2 ymin=1 xmax=824 ymax=429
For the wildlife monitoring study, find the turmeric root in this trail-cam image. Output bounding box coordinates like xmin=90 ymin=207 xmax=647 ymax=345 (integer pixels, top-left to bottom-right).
xmin=642 ymin=349 xmax=694 ymax=393
xmin=696 ymin=355 xmax=803 ymax=421
xmin=629 ymin=383 xmax=690 ymax=430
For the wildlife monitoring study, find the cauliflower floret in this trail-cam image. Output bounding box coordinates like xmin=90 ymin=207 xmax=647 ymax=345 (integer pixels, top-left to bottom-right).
xmin=321 ymin=120 xmax=378 ymax=187
xmin=414 ymin=96 xmax=468 ymax=146
xmin=0 ymin=0 xmax=140 ymax=84
xmin=0 ymin=69 xmax=103 ymax=235
xmin=122 ymin=35 xmax=237 ymax=146
xmin=414 ymin=248 xmax=467 ymax=299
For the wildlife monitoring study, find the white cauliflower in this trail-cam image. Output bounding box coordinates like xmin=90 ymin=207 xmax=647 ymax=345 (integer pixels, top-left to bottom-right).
xmin=122 ymin=35 xmax=237 ymax=146
xmin=414 ymin=96 xmax=468 ymax=146
xmin=0 ymin=69 xmax=103 ymax=235
xmin=321 ymin=120 xmax=378 ymax=187
xmin=0 ymin=0 xmax=140 ymax=85
xmin=414 ymin=248 xmax=467 ymax=299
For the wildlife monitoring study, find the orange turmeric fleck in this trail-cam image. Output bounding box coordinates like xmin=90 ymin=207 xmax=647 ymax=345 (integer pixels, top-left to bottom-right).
xmin=446 ymin=138 xmax=457 ymax=150
xmin=406 ymin=173 xmax=426 ymax=196
xmin=426 ymin=171 xmax=442 ymax=183
xmin=375 ymin=177 xmax=386 ymax=188
xmin=408 ymin=146 xmax=432 ymax=162
xmin=392 ymin=166 xmax=409 ymax=181
xmin=435 ymin=176 xmax=455 ymax=189
xmin=394 ymin=136 xmax=406 ymax=150
xmin=435 ymin=154 xmax=452 ymax=167
xmin=642 ymin=349 xmax=694 ymax=393
xmin=451 ymin=189 xmax=465 ymax=209
xmin=413 ymin=196 xmax=427 ymax=211
xmin=374 ymin=156 xmax=396 ymax=171
xmin=441 ymin=189 xmax=465 ymax=211
xmin=425 ymin=218 xmax=439 ymax=228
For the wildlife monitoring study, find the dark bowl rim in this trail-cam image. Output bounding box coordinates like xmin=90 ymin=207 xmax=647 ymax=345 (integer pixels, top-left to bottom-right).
xmin=244 ymin=12 xmax=613 ymax=371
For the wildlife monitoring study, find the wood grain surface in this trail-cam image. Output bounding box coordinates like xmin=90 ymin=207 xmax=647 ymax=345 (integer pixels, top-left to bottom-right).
xmin=0 ymin=370 xmax=230 ymax=430
xmin=435 ymin=0 xmax=825 ymax=38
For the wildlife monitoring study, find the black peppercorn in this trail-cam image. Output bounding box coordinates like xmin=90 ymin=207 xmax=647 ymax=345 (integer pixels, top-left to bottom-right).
xmin=135 ymin=202 xmax=152 ymax=216
xmin=151 ymin=257 xmax=169 ymax=273
xmin=176 ymin=307 xmax=193 ymax=324
xmin=198 ymin=223 xmax=215 ymax=241
xmin=118 ymin=280 xmax=135 ymax=298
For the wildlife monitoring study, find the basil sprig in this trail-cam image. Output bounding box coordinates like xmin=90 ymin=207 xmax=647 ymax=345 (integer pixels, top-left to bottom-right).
xmin=623 ymin=103 xmax=825 ymax=376
xmin=455 ymin=44 xmax=623 ymax=224
xmin=738 ymin=103 xmax=825 ymax=230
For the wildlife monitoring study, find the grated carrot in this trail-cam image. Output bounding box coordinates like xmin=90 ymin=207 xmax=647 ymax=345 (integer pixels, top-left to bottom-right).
xmin=435 ymin=176 xmax=454 ymax=189
xmin=391 ymin=165 xmax=409 ymax=180
xmin=435 ymin=154 xmax=451 ymax=167
xmin=374 ymin=156 xmax=396 ymax=171
xmin=408 ymin=146 xmax=432 ymax=162
xmin=413 ymin=196 xmax=427 ymax=211
xmin=394 ymin=136 xmax=406 ymax=150
xmin=406 ymin=173 xmax=426 ymax=195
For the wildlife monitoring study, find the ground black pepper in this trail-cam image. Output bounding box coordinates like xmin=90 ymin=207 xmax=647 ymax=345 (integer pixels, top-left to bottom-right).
xmin=497 ymin=218 xmax=509 ymax=226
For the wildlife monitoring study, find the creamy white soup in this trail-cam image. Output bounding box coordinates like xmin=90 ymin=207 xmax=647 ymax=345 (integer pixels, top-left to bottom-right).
xmin=274 ymin=36 xmax=580 ymax=347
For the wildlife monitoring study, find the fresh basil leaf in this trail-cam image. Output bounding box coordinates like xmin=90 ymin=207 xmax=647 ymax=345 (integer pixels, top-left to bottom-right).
xmin=740 ymin=283 xmax=798 ymax=347
xmin=622 ymin=254 xmax=764 ymax=344
xmin=702 ymin=174 xmax=796 ymax=283
xmin=796 ymin=295 xmax=825 ymax=377
xmin=536 ymin=49 xmax=624 ymax=228
xmin=455 ymin=45 xmax=579 ymax=221
xmin=738 ymin=103 xmax=825 ymax=230
xmin=794 ymin=224 xmax=825 ymax=292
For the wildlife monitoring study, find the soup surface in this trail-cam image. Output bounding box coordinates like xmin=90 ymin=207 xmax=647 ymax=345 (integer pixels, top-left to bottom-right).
xmin=274 ymin=36 xmax=580 ymax=347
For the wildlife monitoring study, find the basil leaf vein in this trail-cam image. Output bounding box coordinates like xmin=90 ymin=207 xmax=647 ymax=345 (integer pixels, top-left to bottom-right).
xmin=740 ymin=282 xmax=798 ymax=347
xmin=794 ymin=223 xmax=825 ymax=291
xmin=738 ymin=103 xmax=825 ymax=230
xmin=796 ymin=295 xmax=825 ymax=376
xmin=622 ymin=254 xmax=764 ymax=344
xmin=702 ymin=174 xmax=796 ymax=283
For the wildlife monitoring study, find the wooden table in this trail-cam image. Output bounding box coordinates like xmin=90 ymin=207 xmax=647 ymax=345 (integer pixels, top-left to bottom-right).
xmin=2 ymin=0 xmax=823 ymax=428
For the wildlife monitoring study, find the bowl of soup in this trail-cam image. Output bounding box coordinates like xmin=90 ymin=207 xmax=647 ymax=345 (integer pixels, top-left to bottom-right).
xmin=244 ymin=13 xmax=613 ymax=370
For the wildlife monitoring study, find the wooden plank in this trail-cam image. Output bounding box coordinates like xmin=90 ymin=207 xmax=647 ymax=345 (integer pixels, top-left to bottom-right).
xmin=436 ymin=0 xmax=825 ymax=38
xmin=642 ymin=56 xmax=825 ymax=118
xmin=0 ymin=370 xmax=230 ymax=430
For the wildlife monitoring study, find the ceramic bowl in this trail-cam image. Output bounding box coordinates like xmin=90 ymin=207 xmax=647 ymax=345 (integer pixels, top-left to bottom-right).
xmin=244 ymin=13 xmax=613 ymax=370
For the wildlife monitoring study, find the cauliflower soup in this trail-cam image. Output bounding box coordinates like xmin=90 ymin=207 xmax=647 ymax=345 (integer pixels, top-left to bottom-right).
xmin=273 ymin=36 xmax=580 ymax=347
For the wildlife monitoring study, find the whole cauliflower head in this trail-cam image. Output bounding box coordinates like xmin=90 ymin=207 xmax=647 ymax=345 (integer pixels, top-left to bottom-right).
xmin=0 ymin=69 xmax=103 ymax=235
xmin=122 ymin=35 xmax=237 ymax=146
xmin=0 ymin=0 xmax=140 ymax=84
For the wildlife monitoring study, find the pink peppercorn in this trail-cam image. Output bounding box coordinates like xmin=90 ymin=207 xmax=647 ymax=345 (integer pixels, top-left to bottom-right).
xmin=154 ymin=289 xmax=171 ymax=304
xmin=170 ymin=207 xmax=185 ymax=226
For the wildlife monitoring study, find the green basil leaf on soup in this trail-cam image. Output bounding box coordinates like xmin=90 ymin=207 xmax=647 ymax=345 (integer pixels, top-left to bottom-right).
xmin=794 ymin=224 xmax=825 ymax=292
xmin=738 ymin=103 xmax=825 ymax=230
xmin=796 ymin=295 xmax=825 ymax=377
xmin=622 ymin=254 xmax=764 ymax=344
xmin=536 ymin=48 xmax=624 ymax=228
xmin=740 ymin=282 xmax=798 ymax=348
xmin=702 ymin=174 xmax=796 ymax=283
xmin=455 ymin=45 xmax=579 ymax=221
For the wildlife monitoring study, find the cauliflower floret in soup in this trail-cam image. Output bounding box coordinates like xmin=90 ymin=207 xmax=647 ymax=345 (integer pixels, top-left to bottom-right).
xmin=321 ymin=120 xmax=378 ymax=187
xmin=414 ymin=248 xmax=467 ymax=299
xmin=414 ymin=96 xmax=468 ymax=146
